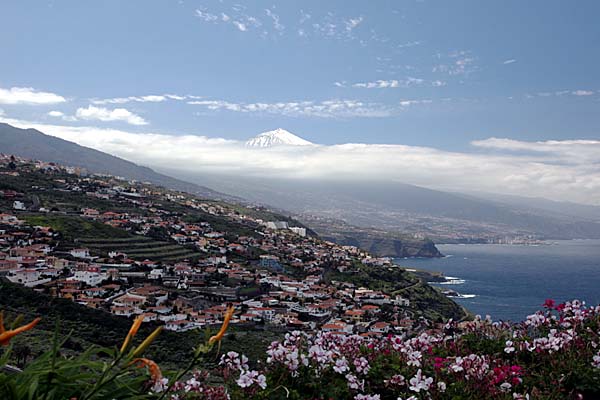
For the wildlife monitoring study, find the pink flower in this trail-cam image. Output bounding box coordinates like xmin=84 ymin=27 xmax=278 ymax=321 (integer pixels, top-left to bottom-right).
xmin=543 ymin=299 xmax=555 ymax=309
xmin=386 ymin=374 xmax=406 ymax=387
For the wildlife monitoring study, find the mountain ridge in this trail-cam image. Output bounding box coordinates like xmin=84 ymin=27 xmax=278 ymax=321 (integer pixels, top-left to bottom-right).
xmin=173 ymin=173 xmax=600 ymax=241
xmin=0 ymin=122 xmax=237 ymax=201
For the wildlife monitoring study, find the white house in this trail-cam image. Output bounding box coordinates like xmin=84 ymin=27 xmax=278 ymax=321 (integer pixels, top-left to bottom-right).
xmin=72 ymin=267 xmax=107 ymax=286
xmin=70 ymin=248 xmax=91 ymax=259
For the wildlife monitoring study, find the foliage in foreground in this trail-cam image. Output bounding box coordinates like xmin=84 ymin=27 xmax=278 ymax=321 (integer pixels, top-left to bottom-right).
xmin=2 ymin=300 xmax=600 ymax=399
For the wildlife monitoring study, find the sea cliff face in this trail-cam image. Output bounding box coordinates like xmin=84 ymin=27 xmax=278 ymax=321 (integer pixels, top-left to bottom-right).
xmin=299 ymin=216 xmax=443 ymax=258
xmin=321 ymin=233 xmax=443 ymax=258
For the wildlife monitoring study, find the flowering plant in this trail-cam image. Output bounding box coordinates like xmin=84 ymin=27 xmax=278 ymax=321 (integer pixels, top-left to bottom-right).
xmin=2 ymin=301 xmax=600 ymax=399
xmin=214 ymin=300 xmax=600 ymax=399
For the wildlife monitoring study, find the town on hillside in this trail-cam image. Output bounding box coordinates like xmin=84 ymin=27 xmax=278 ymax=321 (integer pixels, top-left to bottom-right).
xmin=0 ymin=154 xmax=464 ymax=339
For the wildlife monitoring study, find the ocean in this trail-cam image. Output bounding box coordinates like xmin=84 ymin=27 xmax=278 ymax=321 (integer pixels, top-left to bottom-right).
xmin=396 ymin=239 xmax=600 ymax=322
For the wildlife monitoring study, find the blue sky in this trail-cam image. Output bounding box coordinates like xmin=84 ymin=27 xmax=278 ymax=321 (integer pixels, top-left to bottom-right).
xmin=1 ymin=0 xmax=599 ymax=148
xmin=1 ymin=1 xmax=599 ymax=204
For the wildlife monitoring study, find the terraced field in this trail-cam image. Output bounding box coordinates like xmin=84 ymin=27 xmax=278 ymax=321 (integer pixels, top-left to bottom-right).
xmin=76 ymin=236 xmax=201 ymax=262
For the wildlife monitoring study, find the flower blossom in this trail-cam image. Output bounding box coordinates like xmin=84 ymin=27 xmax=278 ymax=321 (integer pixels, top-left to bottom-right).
xmin=0 ymin=312 xmax=41 ymax=346
xmin=409 ymin=369 xmax=433 ymax=393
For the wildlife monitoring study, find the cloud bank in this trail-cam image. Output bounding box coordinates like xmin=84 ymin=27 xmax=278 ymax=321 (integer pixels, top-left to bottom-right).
xmin=74 ymin=106 xmax=148 ymax=126
xmin=2 ymin=117 xmax=599 ymax=206
xmin=0 ymin=87 xmax=66 ymax=105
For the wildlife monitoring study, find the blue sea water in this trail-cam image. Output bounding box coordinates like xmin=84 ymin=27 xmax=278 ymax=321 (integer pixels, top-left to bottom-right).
xmin=396 ymin=240 xmax=600 ymax=322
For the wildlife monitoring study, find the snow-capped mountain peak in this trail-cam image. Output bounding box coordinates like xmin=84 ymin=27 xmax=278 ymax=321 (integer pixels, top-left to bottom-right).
xmin=245 ymin=128 xmax=313 ymax=148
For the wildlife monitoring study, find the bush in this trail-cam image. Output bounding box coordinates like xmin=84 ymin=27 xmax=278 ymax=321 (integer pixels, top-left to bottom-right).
xmin=2 ymin=301 xmax=600 ymax=399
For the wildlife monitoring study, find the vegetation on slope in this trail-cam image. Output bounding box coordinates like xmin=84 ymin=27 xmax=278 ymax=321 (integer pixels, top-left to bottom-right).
xmin=1 ymin=297 xmax=599 ymax=399
xmin=323 ymin=263 xmax=466 ymax=322
xmin=0 ymin=280 xmax=281 ymax=370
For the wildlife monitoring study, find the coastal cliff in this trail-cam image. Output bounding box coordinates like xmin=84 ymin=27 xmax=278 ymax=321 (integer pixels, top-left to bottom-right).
xmin=324 ymin=234 xmax=443 ymax=258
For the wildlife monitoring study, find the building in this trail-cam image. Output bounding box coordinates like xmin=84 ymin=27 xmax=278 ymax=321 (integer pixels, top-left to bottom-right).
xmin=260 ymin=255 xmax=282 ymax=271
xmin=289 ymin=227 xmax=307 ymax=237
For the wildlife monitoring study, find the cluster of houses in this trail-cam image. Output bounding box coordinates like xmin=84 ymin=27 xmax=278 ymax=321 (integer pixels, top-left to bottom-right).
xmin=0 ymin=155 xmax=421 ymax=337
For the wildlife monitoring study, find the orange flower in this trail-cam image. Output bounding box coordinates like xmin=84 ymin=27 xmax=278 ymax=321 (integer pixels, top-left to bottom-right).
xmin=0 ymin=312 xmax=41 ymax=346
xmin=120 ymin=314 xmax=144 ymax=353
xmin=208 ymin=305 xmax=235 ymax=345
xmin=131 ymin=326 xmax=162 ymax=358
xmin=130 ymin=358 xmax=162 ymax=382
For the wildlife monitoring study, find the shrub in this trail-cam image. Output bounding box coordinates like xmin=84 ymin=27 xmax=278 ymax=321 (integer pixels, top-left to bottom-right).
xmin=2 ymin=301 xmax=600 ymax=399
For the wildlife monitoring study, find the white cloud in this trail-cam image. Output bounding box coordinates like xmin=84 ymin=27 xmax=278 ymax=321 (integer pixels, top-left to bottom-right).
xmin=75 ymin=105 xmax=148 ymax=125
xmin=194 ymin=9 xmax=219 ymax=22
xmin=0 ymin=86 xmax=66 ymax=105
xmin=572 ymin=90 xmax=594 ymax=96
xmin=353 ymin=80 xmax=399 ymax=89
xmin=47 ymin=110 xmax=77 ymax=122
xmin=188 ymin=98 xmax=404 ymax=118
xmin=195 ymin=8 xmax=261 ymax=32
xmin=397 ymin=41 xmax=422 ymax=49
xmin=525 ymin=89 xmax=597 ymax=99
xmin=471 ymin=137 xmax=600 ymax=164
xmin=503 ymin=59 xmax=517 ymax=65
xmin=265 ymin=9 xmax=284 ymax=32
xmin=399 ymin=99 xmax=432 ymax=107
xmin=344 ymin=16 xmax=363 ymax=32
xmin=91 ymin=94 xmax=188 ymax=105
xmin=299 ymin=10 xmax=311 ymax=24
xmin=1 ymin=117 xmax=599 ymax=205
xmin=232 ymin=21 xmax=247 ymax=31
xmin=350 ymin=77 xmax=429 ymax=89
xmin=434 ymin=51 xmax=478 ymax=76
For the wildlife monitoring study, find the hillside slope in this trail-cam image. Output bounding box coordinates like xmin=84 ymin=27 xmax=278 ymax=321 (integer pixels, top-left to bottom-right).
xmin=0 ymin=122 xmax=234 ymax=201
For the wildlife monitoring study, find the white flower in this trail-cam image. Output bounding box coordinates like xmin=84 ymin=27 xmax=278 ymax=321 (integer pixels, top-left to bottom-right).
xmin=407 ymin=350 xmax=422 ymax=367
xmin=151 ymin=377 xmax=169 ymax=393
xmin=257 ymin=373 xmax=267 ymax=389
xmin=346 ymin=373 xmax=364 ymax=391
xmin=409 ymin=369 xmax=433 ymax=393
xmin=334 ymin=357 xmax=349 ymax=374
xmin=449 ymin=357 xmax=464 ymax=372
xmin=500 ymin=382 xmax=512 ymax=392
xmin=184 ymin=377 xmax=200 ymax=392
xmin=437 ymin=381 xmax=447 ymax=392
xmin=504 ymin=340 xmax=515 ymax=354
xmin=236 ymin=370 xmax=255 ymax=388
xmin=354 ymin=357 xmax=371 ymax=374
xmin=236 ymin=370 xmax=267 ymax=390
